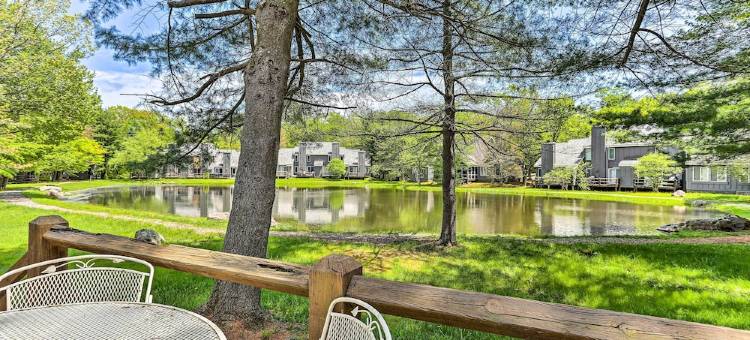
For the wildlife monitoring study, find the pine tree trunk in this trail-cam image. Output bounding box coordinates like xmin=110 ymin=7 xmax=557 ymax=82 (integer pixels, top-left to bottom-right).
xmin=438 ymin=0 xmax=457 ymax=246
xmin=202 ymin=0 xmax=298 ymax=325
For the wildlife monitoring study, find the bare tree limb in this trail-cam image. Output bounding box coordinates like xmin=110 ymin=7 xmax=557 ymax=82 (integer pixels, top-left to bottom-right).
xmin=168 ymin=0 xmax=227 ymax=8
xmin=195 ymin=8 xmax=254 ymax=19
xmin=620 ymin=0 xmax=650 ymax=66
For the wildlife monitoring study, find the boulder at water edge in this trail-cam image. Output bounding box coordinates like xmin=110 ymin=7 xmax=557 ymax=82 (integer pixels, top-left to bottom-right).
xmin=658 ymin=215 xmax=750 ymax=233
xmin=691 ymin=200 xmax=709 ymax=207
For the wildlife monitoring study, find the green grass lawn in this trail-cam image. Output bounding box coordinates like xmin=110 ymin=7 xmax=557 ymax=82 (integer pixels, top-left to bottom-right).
xmin=2 ymin=201 xmax=750 ymax=338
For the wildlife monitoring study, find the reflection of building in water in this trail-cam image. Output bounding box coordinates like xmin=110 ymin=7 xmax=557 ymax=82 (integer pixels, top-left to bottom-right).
xmin=154 ymin=186 xmax=233 ymax=218
xmin=273 ymin=188 xmax=369 ymax=225
xmin=536 ymin=198 xmax=637 ymax=236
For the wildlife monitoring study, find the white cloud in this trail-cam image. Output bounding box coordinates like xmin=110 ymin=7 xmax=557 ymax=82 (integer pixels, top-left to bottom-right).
xmin=93 ymin=70 xmax=163 ymax=108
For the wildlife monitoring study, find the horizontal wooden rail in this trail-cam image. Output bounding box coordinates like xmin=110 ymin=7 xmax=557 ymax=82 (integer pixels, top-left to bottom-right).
xmin=1 ymin=216 xmax=746 ymax=339
xmin=44 ymin=228 xmax=309 ymax=296
xmin=347 ymin=277 xmax=749 ymax=339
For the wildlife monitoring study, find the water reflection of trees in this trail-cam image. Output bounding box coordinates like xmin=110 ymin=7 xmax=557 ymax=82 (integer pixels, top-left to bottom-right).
xmin=87 ymin=186 xmax=723 ymax=236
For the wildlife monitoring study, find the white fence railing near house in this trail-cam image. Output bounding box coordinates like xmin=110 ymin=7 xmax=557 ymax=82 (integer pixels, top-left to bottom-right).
xmin=633 ymin=178 xmax=677 ymax=191
xmin=588 ymin=177 xmax=619 ymax=187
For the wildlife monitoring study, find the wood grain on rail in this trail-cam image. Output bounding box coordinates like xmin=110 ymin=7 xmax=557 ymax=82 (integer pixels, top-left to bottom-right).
xmin=347 ymin=276 xmax=750 ymax=340
xmin=44 ymin=228 xmax=310 ymax=296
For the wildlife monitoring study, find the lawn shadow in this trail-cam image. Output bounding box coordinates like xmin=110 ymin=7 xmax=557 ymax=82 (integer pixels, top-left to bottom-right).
xmin=397 ymin=238 xmax=750 ymax=331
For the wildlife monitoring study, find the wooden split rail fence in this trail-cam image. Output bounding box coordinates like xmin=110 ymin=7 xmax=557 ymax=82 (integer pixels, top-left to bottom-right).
xmin=3 ymin=215 xmax=750 ymax=339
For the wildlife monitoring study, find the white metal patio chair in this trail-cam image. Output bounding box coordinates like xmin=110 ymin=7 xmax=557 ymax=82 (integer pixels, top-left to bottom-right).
xmin=320 ymin=297 xmax=392 ymax=340
xmin=0 ymin=254 xmax=154 ymax=311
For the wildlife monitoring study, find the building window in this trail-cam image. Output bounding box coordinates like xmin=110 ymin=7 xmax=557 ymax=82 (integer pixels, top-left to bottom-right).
xmin=607 ymin=148 xmax=615 ymax=160
xmin=608 ymin=167 xmax=618 ymax=178
xmin=307 ymin=166 xmax=313 ymax=172
xmin=714 ymin=166 xmax=728 ymax=182
xmin=584 ymin=148 xmax=591 ymax=161
xmin=693 ymin=166 xmax=710 ymax=182
xmin=306 ymin=155 xmax=310 ymax=162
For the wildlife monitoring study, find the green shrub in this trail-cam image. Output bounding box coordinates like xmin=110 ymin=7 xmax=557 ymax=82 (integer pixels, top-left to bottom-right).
xmin=326 ymin=158 xmax=347 ymax=179
xmin=634 ymin=153 xmax=680 ymax=191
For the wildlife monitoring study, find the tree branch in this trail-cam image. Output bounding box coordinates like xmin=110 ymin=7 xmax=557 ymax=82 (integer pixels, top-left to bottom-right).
xmin=195 ymin=8 xmax=254 ymax=19
xmin=620 ymin=0 xmax=650 ymax=66
xmin=284 ymin=97 xmax=356 ymax=110
xmin=168 ymin=0 xmax=227 ymax=8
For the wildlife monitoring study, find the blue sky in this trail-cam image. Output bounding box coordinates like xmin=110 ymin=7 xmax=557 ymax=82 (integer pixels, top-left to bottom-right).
xmin=70 ymin=1 xmax=161 ymax=108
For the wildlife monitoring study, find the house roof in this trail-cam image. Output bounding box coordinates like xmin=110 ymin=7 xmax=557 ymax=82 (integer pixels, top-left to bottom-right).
xmin=609 ymin=142 xmax=653 ymax=148
xmin=278 ymin=147 xmax=298 ymax=166
xmin=686 ymin=155 xmax=749 ymax=166
xmin=466 ymin=142 xmax=490 ymax=166
xmin=533 ymin=137 xmax=590 ymax=168
xmin=302 ymin=142 xmax=334 ymax=155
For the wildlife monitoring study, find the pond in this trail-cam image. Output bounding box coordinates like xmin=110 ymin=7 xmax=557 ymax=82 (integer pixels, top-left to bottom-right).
xmin=71 ymin=186 xmax=723 ymax=236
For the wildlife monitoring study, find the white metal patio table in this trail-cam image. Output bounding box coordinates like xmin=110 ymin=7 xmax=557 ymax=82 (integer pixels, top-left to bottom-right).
xmin=0 ymin=302 xmax=226 ymax=340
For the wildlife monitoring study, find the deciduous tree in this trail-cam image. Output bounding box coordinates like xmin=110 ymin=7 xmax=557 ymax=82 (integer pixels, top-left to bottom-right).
xmin=634 ymin=153 xmax=680 ymax=191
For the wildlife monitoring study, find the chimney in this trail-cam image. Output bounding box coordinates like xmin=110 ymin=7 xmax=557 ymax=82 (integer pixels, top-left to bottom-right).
xmin=541 ymin=143 xmax=555 ymax=176
xmin=357 ymin=151 xmax=367 ymax=177
xmin=297 ymin=142 xmax=307 ymax=175
xmin=222 ymin=152 xmax=231 ymax=177
xmin=331 ymin=142 xmax=340 ymax=159
xmin=591 ymin=126 xmax=607 ymax=178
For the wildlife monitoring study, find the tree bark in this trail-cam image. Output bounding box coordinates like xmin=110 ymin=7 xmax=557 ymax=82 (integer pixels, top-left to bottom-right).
xmin=0 ymin=177 xmax=7 ymax=190
xmin=438 ymin=0 xmax=457 ymax=246
xmin=202 ymin=0 xmax=299 ymax=325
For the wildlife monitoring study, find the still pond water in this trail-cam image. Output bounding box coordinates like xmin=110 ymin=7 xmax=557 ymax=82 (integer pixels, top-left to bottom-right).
xmin=73 ymin=186 xmax=722 ymax=236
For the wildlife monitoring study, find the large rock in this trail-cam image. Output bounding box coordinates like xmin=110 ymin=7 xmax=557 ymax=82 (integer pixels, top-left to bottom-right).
xmin=658 ymin=215 xmax=750 ymax=233
xmin=672 ymin=190 xmax=686 ymax=197
xmin=39 ymin=186 xmax=64 ymax=199
xmin=39 ymin=185 xmax=62 ymax=192
xmin=691 ymin=200 xmax=709 ymax=207
xmin=135 ymin=229 xmax=166 ymax=245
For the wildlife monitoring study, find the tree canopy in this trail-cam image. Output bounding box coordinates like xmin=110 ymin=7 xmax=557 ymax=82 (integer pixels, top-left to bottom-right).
xmin=595 ymin=77 xmax=750 ymax=157
xmin=0 ymin=0 xmax=103 ymax=179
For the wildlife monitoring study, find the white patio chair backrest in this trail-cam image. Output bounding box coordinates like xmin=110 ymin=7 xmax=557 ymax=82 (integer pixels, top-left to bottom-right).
xmin=320 ymin=297 xmax=392 ymax=340
xmin=0 ymin=254 xmax=154 ymax=310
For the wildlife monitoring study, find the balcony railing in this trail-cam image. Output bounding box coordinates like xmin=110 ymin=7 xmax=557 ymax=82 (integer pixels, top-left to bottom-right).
xmin=634 ymin=178 xmax=677 ymax=190
xmin=588 ymin=177 xmax=620 ymax=187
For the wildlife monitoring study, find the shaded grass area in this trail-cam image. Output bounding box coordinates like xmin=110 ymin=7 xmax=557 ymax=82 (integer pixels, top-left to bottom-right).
xmin=3 ymin=202 xmax=750 ymax=339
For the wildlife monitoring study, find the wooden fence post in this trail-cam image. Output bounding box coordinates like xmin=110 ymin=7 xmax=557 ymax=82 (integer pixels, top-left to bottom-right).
xmin=26 ymin=215 xmax=69 ymax=277
xmin=308 ymin=254 xmax=362 ymax=340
